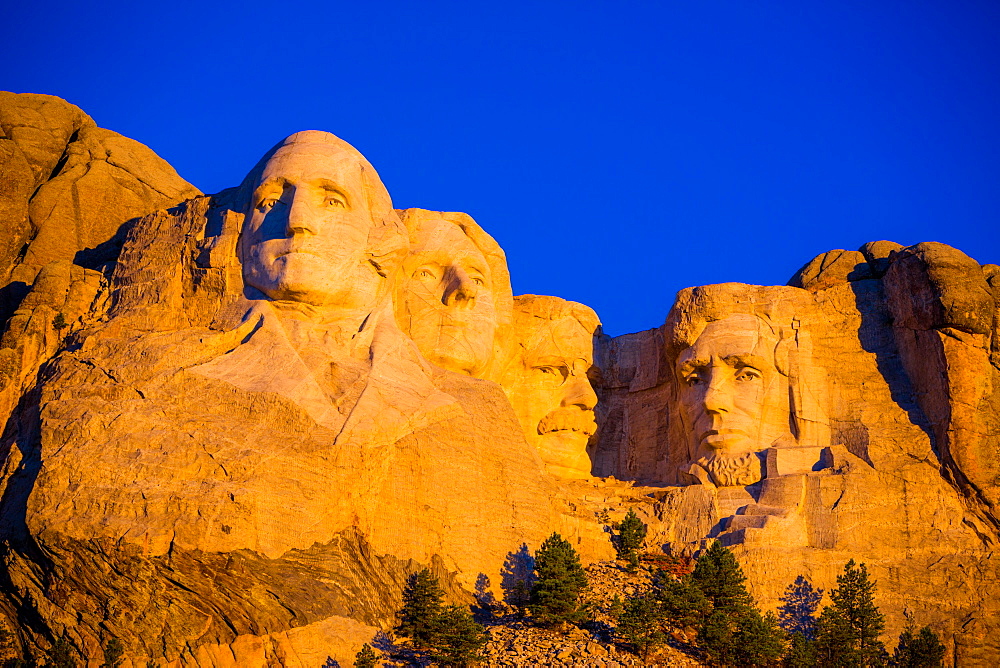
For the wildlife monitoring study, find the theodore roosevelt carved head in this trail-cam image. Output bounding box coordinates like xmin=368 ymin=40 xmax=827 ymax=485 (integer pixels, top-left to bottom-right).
xmin=501 ymin=295 xmax=600 ymax=479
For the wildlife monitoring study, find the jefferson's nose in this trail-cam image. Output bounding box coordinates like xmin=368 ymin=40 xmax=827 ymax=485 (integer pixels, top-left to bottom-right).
xmin=442 ymin=268 xmax=478 ymax=308
xmin=561 ymin=374 xmax=598 ymax=411
xmin=285 ymin=192 xmax=317 ymax=236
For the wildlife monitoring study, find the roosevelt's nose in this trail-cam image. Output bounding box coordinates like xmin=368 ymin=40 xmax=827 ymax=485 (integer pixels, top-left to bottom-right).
xmin=442 ymin=267 xmax=478 ymax=308
xmin=285 ymin=191 xmax=318 ymax=236
xmin=561 ymin=374 xmax=598 ymax=411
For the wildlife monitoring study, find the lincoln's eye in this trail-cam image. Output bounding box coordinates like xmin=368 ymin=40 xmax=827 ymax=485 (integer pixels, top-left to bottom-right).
xmin=685 ymin=375 xmax=703 ymax=387
xmin=473 ymin=277 xmax=485 ymax=286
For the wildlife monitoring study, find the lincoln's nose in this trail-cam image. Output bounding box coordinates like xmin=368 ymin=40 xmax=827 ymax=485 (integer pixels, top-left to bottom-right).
xmin=702 ymin=369 xmax=733 ymax=415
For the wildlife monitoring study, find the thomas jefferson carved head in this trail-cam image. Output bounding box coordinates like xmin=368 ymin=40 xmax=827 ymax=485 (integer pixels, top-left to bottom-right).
xmin=501 ymin=295 xmax=600 ymax=479
xmin=395 ymin=209 xmax=512 ymax=377
xmin=675 ymin=313 xmax=792 ymax=487
xmin=237 ymin=131 xmax=405 ymax=311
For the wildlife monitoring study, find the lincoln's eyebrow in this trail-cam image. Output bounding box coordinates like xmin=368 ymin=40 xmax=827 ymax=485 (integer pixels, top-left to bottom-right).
xmin=678 ymin=357 xmax=710 ymax=374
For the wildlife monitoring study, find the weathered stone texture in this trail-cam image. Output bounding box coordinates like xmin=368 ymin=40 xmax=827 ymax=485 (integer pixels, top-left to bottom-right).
xmin=0 ymin=95 xmax=996 ymax=666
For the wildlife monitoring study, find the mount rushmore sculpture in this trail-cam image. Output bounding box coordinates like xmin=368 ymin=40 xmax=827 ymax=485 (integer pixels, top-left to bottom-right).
xmin=0 ymin=93 xmax=998 ymax=665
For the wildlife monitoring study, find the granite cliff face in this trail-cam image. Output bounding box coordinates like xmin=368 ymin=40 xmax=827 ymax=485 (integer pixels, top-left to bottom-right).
xmin=0 ymin=92 xmax=996 ymax=666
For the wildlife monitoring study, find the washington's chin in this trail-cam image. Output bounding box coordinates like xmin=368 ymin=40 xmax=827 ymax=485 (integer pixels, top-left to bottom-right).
xmin=419 ymin=334 xmax=491 ymax=376
xmin=424 ymin=348 xmax=488 ymax=376
xmin=249 ymin=262 xmax=380 ymax=307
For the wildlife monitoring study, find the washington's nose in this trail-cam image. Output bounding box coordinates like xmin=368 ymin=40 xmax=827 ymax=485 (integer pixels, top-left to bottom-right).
xmin=285 ymin=193 xmax=317 ymax=236
xmin=562 ymin=374 xmax=598 ymax=411
xmin=442 ymin=268 xmax=478 ymax=308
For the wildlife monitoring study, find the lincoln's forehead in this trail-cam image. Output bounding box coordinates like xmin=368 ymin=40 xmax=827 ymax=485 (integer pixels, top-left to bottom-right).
xmin=682 ymin=315 xmax=777 ymax=364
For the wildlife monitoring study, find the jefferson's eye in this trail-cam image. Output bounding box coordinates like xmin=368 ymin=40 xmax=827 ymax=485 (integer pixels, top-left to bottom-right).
xmin=736 ymin=368 xmax=761 ymax=382
xmin=416 ymin=268 xmax=437 ymax=280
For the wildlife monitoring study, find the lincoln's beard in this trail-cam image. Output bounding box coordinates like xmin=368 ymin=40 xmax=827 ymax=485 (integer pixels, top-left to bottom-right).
xmin=697 ymin=450 xmax=762 ymax=487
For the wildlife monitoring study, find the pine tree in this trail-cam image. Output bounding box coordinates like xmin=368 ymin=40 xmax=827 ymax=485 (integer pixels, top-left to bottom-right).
xmin=617 ymin=594 xmax=667 ymax=659
xmin=732 ymin=610 xmax=786 ymax=666
xmin=778 ymin=575 xmax=823 ymax=640
xmin=784 ymin=628 xmax=819 ymax=668
xmin=816 ymin=560 xmax=886 ymax=667
xmin=689 ymin=542 xmax=784 ymax=665
xmin=778 ymin=574 xmax=823 ymax=666
xmin=397 ymin=568 xmax=445 ymax=649
xmin=354 ymin=643 xmax=378 ymax=668
xmin=101 ymin=638 xmax=124 ymax=668
xmin=528 ymin=532 xmax=589 ymax=628
xmin=47 ymin=635 xmax=76 ymax=668
xmin=616 ymin=509 xmax=647 ymax=571
xmin=426 ymin=604 xmax=488 ymax=667
xmin=653 ymin=572 xmax=710 ymax=630
xmin=893 ymin=624 xmax=945 ymax=667
xmin=690 ymin=541 xmax=754 ymax=615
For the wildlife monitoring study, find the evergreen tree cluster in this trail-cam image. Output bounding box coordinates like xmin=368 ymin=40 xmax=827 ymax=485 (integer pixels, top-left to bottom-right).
xmin=527 ymin=533 xmax=590 ymax=628
xmin=614 ymin=509 xmax=647 ymax=572
xmin=614 ymin=542 xmax=947 ymax=667
xmin=394 ymin=568 xmax=488 ymax=667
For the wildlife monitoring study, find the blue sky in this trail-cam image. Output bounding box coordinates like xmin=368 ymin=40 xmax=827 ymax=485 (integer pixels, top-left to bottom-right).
xmin=4 ymin=0 xmax=997 ymax=335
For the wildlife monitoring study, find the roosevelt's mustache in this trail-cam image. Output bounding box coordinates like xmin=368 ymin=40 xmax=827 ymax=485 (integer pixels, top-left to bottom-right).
xmin=537 ymin=408 xmax=597 ymax=437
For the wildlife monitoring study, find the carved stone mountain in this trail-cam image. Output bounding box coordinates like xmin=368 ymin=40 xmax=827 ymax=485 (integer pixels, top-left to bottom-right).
xmin=0 ymin=92 xmax=997 ymax=666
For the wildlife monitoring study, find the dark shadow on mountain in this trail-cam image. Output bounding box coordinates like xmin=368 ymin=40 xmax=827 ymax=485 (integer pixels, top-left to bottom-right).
xmin=849 ymin=279 xmax=934 ymax=453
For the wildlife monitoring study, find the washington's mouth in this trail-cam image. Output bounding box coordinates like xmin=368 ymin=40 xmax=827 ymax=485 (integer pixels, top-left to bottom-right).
xmin=538 ymin=409 xmax=597 ymax=437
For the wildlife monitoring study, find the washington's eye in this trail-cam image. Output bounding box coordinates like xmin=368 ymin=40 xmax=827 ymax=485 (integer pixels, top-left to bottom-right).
xmin=324 ymin=192 xmax=347 ymax=208
xmin=736 ymin=368 xmax=761 ymax=382
xmin=257 ymin=197 xmax=279 ymax=211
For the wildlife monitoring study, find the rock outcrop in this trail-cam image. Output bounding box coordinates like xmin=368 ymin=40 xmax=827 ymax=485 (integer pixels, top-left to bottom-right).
xmin=594 ymin=245 xmax=1000 ymax=664
xmin=0 ymin=93 xmax=200 ymax=462
xmin=0 ymin=94 xmax=997 ymax=666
